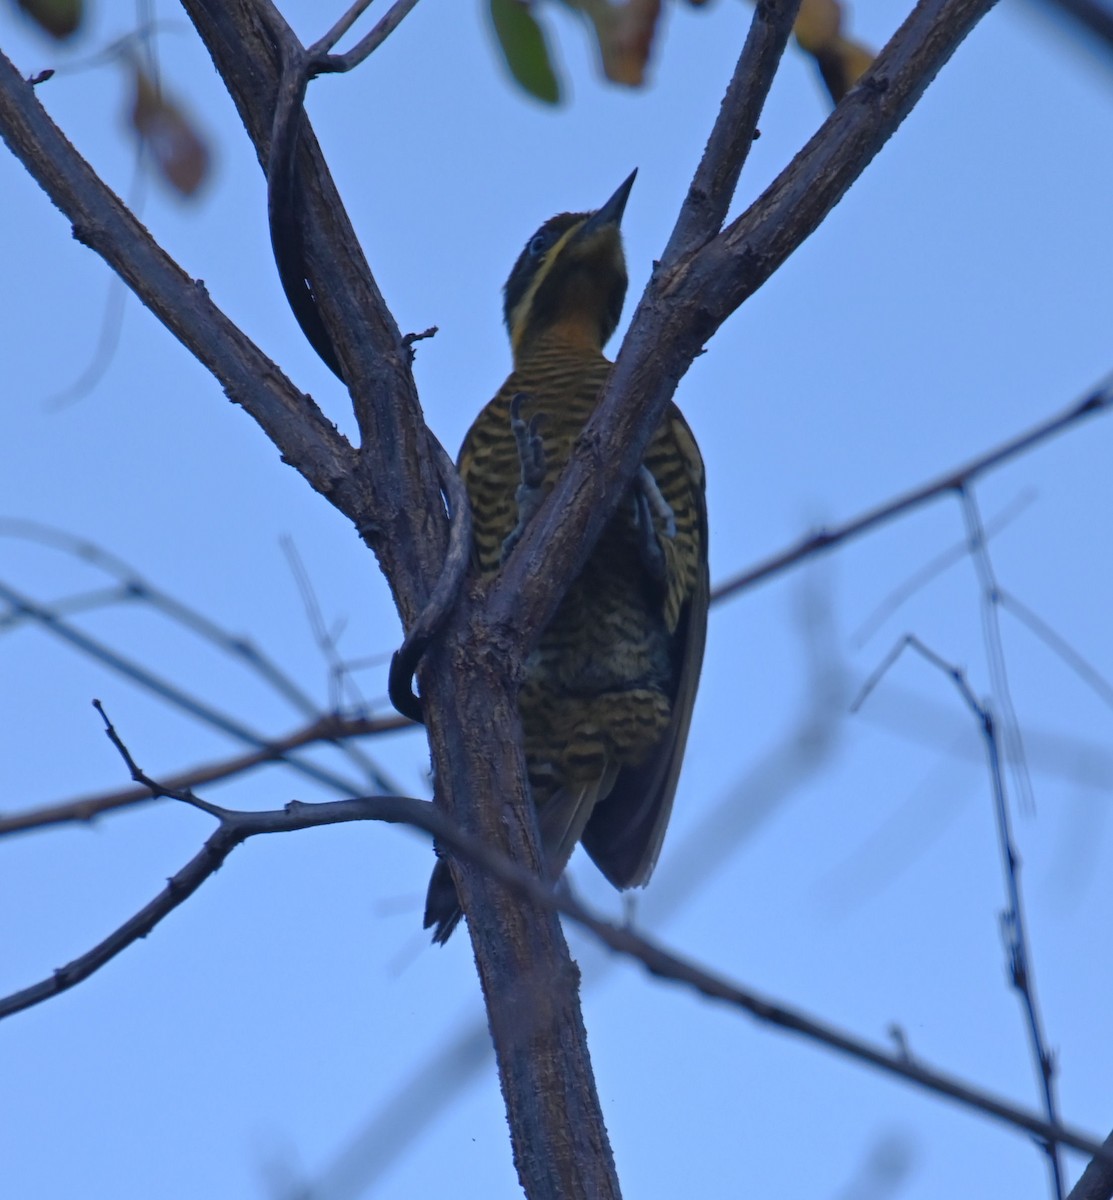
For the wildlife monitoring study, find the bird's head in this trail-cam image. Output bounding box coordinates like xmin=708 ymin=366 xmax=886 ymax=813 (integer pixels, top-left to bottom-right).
xmin=502 ymin=170 xmax=637 ymax=361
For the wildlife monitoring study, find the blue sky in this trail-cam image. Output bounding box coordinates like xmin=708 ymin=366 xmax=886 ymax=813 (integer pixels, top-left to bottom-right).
xmin=2 ymin=2 xmax=1113 ymax=1198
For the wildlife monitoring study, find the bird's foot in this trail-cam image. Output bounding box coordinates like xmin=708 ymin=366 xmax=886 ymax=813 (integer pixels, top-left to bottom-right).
xmin=633 ymin=465 xmax=676 ymax=581
xmin=502 ymin=392 xmax=548 ymax=561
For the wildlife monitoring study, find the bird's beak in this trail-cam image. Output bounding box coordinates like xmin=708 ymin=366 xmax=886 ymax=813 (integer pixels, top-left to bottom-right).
xmin=582 ymin=169 xmax=637 ymax=236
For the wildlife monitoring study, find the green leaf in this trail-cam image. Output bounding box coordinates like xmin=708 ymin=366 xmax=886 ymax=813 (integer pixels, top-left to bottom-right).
xmin=17 ymin=0 xmax=84 ymax=39
xmin=488 ymin=0 xmax=562 ymax=105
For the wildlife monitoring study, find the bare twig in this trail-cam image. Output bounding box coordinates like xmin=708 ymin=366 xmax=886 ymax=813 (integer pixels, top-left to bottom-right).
xmin=0 ymin=519 xmax=319 ymax=714
xmin=310 ymin=0 xmax=376 ymax=56
xmin=0 ymin=789 xmax=438 ymax=1022
xmin=402 ymin=324 xmax=438 ymax=361
xmin=961 ymin=487 xmax=1037 ymax=816
xmin=0 ymin=518 xmax=401 ymax=789
xmin=3 ymin=756 xmax=1105 ymax=1170
xmin=999 ymin=590 xmax=1113 ymax=714
xmin=315 ymin=0 xmax=423 ymax=72
xmin=0 ymin=711 xmax=413 ymax=837
xmin=854 ymin=635 xmax=1064 ymax=1197
xmin=280 ymin=535 xmax=364 ymax=712
xmin=712 ymin=377 xmax=1112 ymax=604
xmin=662 ymin=0 xmax=802 ymax=259
xmin=0 ymin=576 xmax=367 ymax=796
xmin=851 ymin=490 xmax=1037 ymax=647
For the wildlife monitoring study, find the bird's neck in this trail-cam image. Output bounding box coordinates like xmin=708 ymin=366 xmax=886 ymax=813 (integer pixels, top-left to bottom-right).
xmin=514 ymin=318 xmax=608 ymax=366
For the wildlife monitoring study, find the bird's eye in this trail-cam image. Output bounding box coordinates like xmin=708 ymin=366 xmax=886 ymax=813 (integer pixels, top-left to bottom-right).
xmin=528 ymin=233 xmax=550 ymax=257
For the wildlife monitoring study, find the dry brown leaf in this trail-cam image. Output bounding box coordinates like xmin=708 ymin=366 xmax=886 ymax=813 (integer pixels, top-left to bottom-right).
xmin=17 ymin=0 xmax=83 ymax=40
xmin=566 ymin=0 xmax=664 ymax=87
xmin=129 ymin=64 xmax=210 ymax=198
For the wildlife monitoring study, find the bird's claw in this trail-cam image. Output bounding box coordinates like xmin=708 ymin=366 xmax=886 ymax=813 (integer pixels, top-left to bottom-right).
xmin=633 ymin=466 xmax=675 ymax=581
xmin=503 ymin=392 xmax=548 ymax=560
xmin=511 ymin=392 xmax=547 ymax=491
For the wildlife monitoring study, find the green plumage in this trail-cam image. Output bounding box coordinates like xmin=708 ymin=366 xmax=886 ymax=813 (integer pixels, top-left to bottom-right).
xmin=425 ymin=174 xmax=708 ymax=943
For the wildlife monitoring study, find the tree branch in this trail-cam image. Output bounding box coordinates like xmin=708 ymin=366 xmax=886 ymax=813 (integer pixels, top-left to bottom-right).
xmin=488 ymin=0 xmax=1002 ymax=660
xmin=314 ymin=0 xmax=424 ymax=71
xmin=0 ymin=49 xmax=355 ymax=506
xmin=1068 ymin=1128 xmax=1113 ymax=1200
xmin=0 ymin=576 xmax=368 ymax=795
xmin=662 ymin=0 xmax=801 ymax=259
xmin=0 ymin=711 xmax=414 ymax=838
xmin=854 ymin=635 xmax=1065 ymax=1195
xmin=2 ymin=776 xmax=1105 ymax=1172
xmin=180 ymin=0 xmax=448 ymax=627
xmin=0 ymin=790 xmax=437 ymax=1021
xmin=177 ymin=6 xmax=619 ymax=1194
xmin=711 ymin=374 xmax=1113 ymax=603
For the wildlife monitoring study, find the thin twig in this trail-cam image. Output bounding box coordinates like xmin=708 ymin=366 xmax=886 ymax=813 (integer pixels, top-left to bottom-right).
xmin=316 ymin=0 xmax=423 ymax=73
xmin=961 ymin=487 xmax=1037 ymax=816
xmin=0 ymin=711 xmax=413 ymax=838
xmin=0 ymin=789 xmax=438 ymax=1022
xmin=662 ymin=0 xmax=802 ymax=260
xmin=280 ymin=535 xmax=367 ymax=715
xmin=958 ymin=489 xmax=1063 ymax=1194
xmin=712 ymin=378 xmax=1112 ymax=605
xmin=1 ymin=754 xmax=1106 ymax=1170
xmin=309 ymin=0 xmax=377 ymax=57
xmin=854 ymin=635 xmax=1065 ymax=1197
xmin=0 ymin=518 xmax=320 ymax=714
xmin=0 ymin=577 xmax=367 ymax=796
xmin=402 ymin=324 xmax=438 ymax=362
xmin=0 ymin=518 xmax=401 ymax=789
xmin=999 ymin=589 xmax=1113 ymax=714
xmin=851 ymin=490 xmax=1037 ymax=647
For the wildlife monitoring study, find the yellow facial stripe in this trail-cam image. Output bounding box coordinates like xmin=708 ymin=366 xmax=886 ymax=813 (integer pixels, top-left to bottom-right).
xmin=508 ymin=219 xmax=587 ymax=353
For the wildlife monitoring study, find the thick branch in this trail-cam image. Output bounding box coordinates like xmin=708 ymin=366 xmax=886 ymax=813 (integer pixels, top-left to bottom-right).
xmin=701 ymin=0 xmax=999 ymax=317
xmin=176 ymin=6 xmax=618 ymax=1195
xmin=1069 ymin=1129 xmax=1113 ymax=1200
xmin=489 ymin=0 xmax=1000 ymax=658
xmin=0 ymin=50 xmax=354 ymax=504
xmin=179 ymin=0 xmax=447 ymax=625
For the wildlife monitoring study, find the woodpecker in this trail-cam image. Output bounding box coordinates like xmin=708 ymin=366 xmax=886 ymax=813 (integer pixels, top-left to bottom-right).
xmin=424 ymin=171 xmax=708 ymax=943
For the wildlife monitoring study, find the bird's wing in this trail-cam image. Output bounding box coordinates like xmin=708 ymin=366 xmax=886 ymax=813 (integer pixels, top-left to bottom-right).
xmin=580 ymin=408 xmax=709 ymax=888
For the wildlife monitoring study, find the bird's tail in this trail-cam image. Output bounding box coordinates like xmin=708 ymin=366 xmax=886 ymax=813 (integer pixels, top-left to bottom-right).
xmin=423 ymin=857 xmax=463 ymax=945
xmin=422 ymin=772 xmax=613 ymax=945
